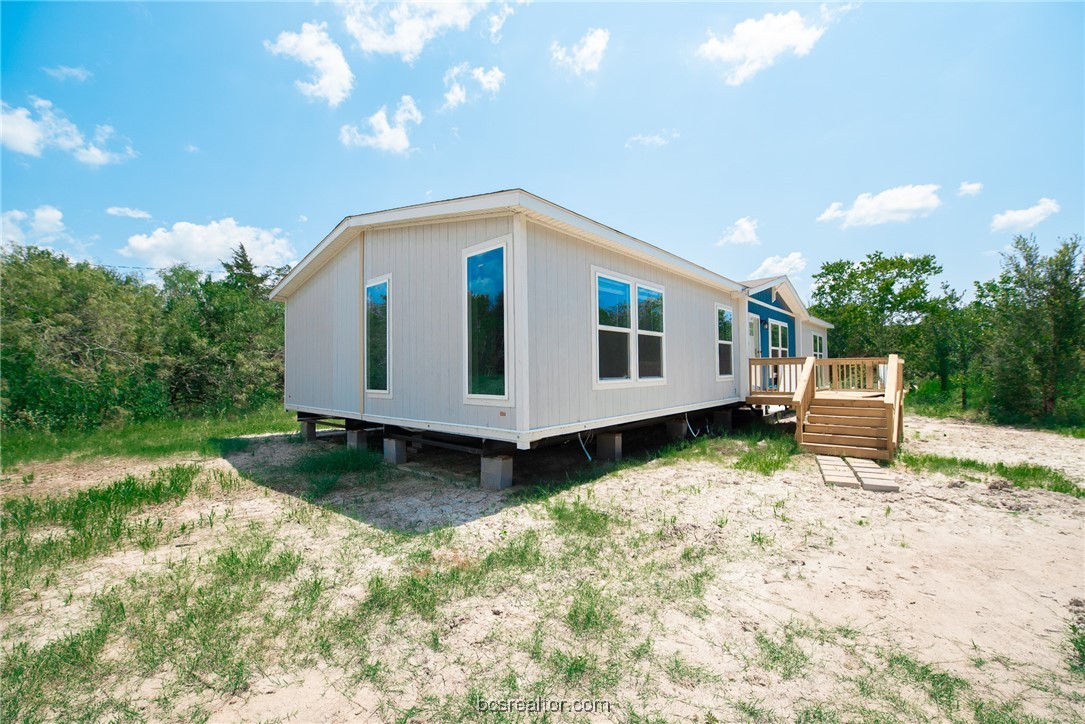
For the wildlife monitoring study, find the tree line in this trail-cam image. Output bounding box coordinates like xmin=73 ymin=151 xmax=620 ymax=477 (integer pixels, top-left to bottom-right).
xmin=1 ymin=245 xmax=287 ymax=431
xmin=810 ymin=235 xmax=1084 ymax=426
xmin=2 ymin=234 xmax=1082 ymax=433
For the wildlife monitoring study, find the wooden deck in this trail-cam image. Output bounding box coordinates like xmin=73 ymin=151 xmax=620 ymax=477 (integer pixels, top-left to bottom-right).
xmin=746 ymin=356 xmax=905 ymax=460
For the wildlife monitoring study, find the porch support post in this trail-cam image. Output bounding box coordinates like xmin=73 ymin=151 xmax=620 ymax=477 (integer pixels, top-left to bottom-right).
xmin=383 ymin=438 xmax=407 ymax=464
xmin=300 ymin=420 xmax=317 ymax=441
xmin=596 ymin=433 xmax=622 ymax=461
xmin=481 ymin=455 xmax=513 ymax=490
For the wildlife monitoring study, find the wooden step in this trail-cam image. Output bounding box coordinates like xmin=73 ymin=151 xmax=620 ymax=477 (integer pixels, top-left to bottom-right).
xmin=808 ymin=405 xmax=885 ymax=418
xmin=803 ymin=432 xmax=888 ymax=449
xmin=807 ymin=413 xmax=888 ymax=428
xmin=804 ymin=423 xmax=888 ymax=437
xmin=810 ymin=397 xmax=884 ymax=408
xmin=801 ymin=443 xmax=892 ymax=461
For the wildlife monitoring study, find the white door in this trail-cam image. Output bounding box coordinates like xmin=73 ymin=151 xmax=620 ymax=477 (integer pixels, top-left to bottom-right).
xmin=748 ymin=314 xmax=761 ymax=358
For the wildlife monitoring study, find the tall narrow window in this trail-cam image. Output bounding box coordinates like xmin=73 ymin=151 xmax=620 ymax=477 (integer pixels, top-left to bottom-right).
xmin=597 ymin=275 xmax=632 ymax=380
xmin=717 ymin=305 xmax=733 ymax=377
xmin=769 ymin=320 xmax=789 ymax=358
xmin=637 ymin=285 xmax=664 ymax=378
xmin=366 ymin=278 xmax=389 ymax=393
xmin=466 ymin=245 xmax=506 ymax=396
xmin=812 ymin=333 xmax=826 ymax=358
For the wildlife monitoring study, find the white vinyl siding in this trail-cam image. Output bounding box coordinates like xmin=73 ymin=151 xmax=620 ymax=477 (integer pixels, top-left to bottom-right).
xmin=284 ymin=235 xmax=361 ymax=416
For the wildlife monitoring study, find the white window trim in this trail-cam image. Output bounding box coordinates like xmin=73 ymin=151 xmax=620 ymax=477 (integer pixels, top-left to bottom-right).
xmin=812 ymin=332 xmax=826 ymax=359
xmin=591 ymin=266 xmax=666 ymax=390
xmin=768 ymin=318 xmax=790 ymax=358
xmin=715 ymin=302 xmax=735 ymax=381
xmin=364 ymin=274 xmax=392 ymax=398
xmin=463 ymin=235 xmax=511 ymax=405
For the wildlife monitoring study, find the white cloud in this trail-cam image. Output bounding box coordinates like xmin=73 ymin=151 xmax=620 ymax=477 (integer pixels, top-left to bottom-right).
xmin=749 ymin=251 xmax=807 ymax=279
xmin=958 ymin=181 xmax=983 ymax=197
xmin=0 ymin=97 xmax=135 ymax=165
xmin=443 ymin=64 xmax=505 ymax=110
xmin=716 ymin=217 xmax=760 ymax=245
xmin=488 ymin=3 xmax=514 ymax=41
xmin=697 ymin=10 xmax=826 ymax=86
xmin=472 ymin=66 xmax=505 ymax=94
xmin=442 ymin=63 xmax=469 ymax=110
xmin=265 ymin=21 xmax=354 ymax=108
xmin=990 ymin=198 xmax=1060 ymax=233
xmin=298 ymin=214 xmax=308 ymax=223
xmin=551 ymin=28 xmax=609 ymax=76
xmin=44 ymin=65 xmax=92 ymax=82
xmin=183 ymin=143 xmax=199 ymax=153
xmin=339 ymin=95 xmax=422 ymax=154
xmin=2 ymin=204 xmax=89 ymax=257
xmin=120 ymin=218 xmax=295 ymax=271
xmin=107 ymin=206 xmax=152 ymax=219
xmin=817 ymin=184 xmax=942 ymax=228
xmin=625 ymin=129 xmax=679 ymax=148
xmin=343 ymin=1 xmax=485 ymax=63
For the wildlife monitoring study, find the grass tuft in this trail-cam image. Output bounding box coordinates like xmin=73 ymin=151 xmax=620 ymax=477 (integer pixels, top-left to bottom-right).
xmin=898 ymin=452 xmax=1082 ymax=498
xmin=754 ymin=626 xmax=810 ymax=680
xmin=565 ymin=581 xmax=617 ymax=635
xmin=735 ymin=436 xmax=798 ymax=475
xmin=547 ymin=497 xmax=614 ymax=537
xmin=885 ymin=651 xmax=969 ymax=711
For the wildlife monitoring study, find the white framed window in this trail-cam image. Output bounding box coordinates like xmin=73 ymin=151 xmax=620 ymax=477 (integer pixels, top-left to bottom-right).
xmin=716 ymin=303 xmax=734 ymax=378
xmin=464 ymin=236 xmax=509 ymax=403
xmin=365 ymin=275 xmax=391 ymax=396
xmin=593 ymin=267 xmax=666 ymax=387
xmin=769 ymin=319 xmax=789 ymax=358
xmin=812 ymin=333 xmax=826 ymax=359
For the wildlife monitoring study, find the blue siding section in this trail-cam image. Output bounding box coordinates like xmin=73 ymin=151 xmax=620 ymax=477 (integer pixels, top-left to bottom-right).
xmin=748 ymin=290 xmax=795 ymax=356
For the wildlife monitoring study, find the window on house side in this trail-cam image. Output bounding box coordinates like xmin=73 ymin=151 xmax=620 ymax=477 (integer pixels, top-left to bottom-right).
xmin=366 ymin=279 xmax=389 ymax=393
xmin=717 ymin=305 xmax=733 ymax=377
xmin=466 ymin=246 xmax=506 ymax=396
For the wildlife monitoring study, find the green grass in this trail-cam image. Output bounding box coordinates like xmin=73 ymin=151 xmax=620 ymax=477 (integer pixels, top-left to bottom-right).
xmin=1 ymin=404 xmax=298 ymax=470
xmin=898 ymin=452 xmax=1083 ymax=498
xmin=734 ymin=435 xmax=799 ymax=475
xmin=1069 ymin=623 xmax=1085 ymax=675
xmin=1 ymin=464 xmax=203 ymax=609
xmin=754 ymin=627 xmax=810 ymax=680
xmin=885 ymin=651 xmax=969 ymax=712
xmin=547 ymin=497 xmax=614 ymax=537
xmin=293 ymin=446 xmax=383 ymax=475
xmin=565 ymin=581 xmax=617 ymax=635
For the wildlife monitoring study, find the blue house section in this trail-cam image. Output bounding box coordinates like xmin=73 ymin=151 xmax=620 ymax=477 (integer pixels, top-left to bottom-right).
xmin=747 ymin=289 xmax=796 ymax=357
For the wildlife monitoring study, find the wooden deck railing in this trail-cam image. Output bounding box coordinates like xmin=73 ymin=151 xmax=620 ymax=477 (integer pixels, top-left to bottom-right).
xmin=884 ymin=353 xmax=904 ymax=456
xmin=749 ymin=357 xmax=807 ymax=395
xmin=791 ymin=357 xmax=817 ymax=444
xmin=814 ymin=357 xmax=889 ymax=391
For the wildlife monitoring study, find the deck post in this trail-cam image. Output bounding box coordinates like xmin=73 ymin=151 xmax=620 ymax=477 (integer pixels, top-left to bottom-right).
xmin=383 ymin=438 xmax=407 ymax=464
xmin=481 ymin=455 xmax=513 ymax=490
xmin=596 ymin=433 xmax=622 ymax=461
xmin=300 ymin=420 xmax=317 ymax=441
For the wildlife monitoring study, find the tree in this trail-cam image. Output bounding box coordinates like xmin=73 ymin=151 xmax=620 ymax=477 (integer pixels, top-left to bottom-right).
xmin=810 ymin=252 xmax=943 ymax=357
xmin=981 ymin=235 xmax=1084 ymax=421
xmin=919 ymin=285 xmax=989 ymax=409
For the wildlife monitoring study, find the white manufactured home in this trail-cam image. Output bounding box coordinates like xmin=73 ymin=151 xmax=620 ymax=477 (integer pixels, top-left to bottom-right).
xmin=270 ymin=190 xmax=844 ymax=486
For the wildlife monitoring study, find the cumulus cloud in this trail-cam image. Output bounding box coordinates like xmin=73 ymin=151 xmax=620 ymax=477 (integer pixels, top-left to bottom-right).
xmin=0 ymin=97 xmax=135 ymax=165
xmin=817 ymin=184 xmax=942 ymax=228
xmin=265 ymin=21 xmax=354 ymax=108
xmin=2 ymin=204 xmax=89 ymax=257
xmin=442 ymin=64 xmax=505 ymax=110
xmin=183 ymin=143 xmax=199 ymax=153
xmin=343 ymin=1 xmax=485 ymax=63
xmin=697 ymin=10 xmax=826 ymax=85
xmin=339 ymin=95 xmax=422 ymax=154
xmin=44 ymin=65 xmax=92 ymax=82
xmin=551 ymin=28 xmax=609 ymax=76
xmin=958 ymin=181 xmax=983 ymax=197
xmin=120 ymin=218 xmax=296 ymax=271
xmin=749 ymin=251 xmax=807 ymax=279
xmin=716 ymin=217 xmax=760 ymax=245
xmin=990 ymin=198 xmax=1060 ymax=233
xmin=625 ymin=129 xmax=679 ymax=148
xmin=488 ymin=3 xmax=514 ymax=42
xmin=107 ymin=207 xmax=152 ymax=219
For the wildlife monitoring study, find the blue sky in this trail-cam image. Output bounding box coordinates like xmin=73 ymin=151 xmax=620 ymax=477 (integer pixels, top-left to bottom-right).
xmin=2 ymin=2 xmax=1082 ymax=299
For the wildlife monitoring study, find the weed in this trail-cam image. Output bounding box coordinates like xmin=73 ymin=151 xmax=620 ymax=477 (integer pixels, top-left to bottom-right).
xmin=751 ymin=530 xmax=773 ymax=548
xmin=664 ymin=653 xmax=719 ymax=686
xmin=898 ymin=452 xmax=1083 ymax=498
xmin=734 ymin=436 xmax=797 ymax=475
xmin=566 ymin=582 xmax=617 ymax=635
xmin=734 ymin=698 xmax=775 ymax=722
xmin=755 ymin=627 xmax=810 ymax=680
xmin=795 ymin=704 xmax=840 ymax=723
xmin=307 ymin=474 xmax=340 ymax=499
xmin=885 ymin=651 xmax=969 ymax=711
xmin=1069 ymin=623 xmax=1085 ymax=675
xmin=547 ymin=497 xmax=613 ymax=537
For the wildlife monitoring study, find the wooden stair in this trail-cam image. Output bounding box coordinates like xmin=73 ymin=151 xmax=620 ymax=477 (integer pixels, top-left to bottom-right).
xmin=800 ymin=397 xmax=891 ymax=460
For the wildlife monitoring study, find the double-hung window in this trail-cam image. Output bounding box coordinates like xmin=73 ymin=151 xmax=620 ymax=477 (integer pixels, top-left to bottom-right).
xmin=365 ymin=276 xmax=390 ymax=394
xmin=716 ymin=304 xmax=734 ymax=378
xmin=465 ymin=240 xmax=507 ymax=399
xmin=595 ymin=270 xmax=665 ymax=384
xmin=812 ymin=333 xmax=826 ymax=359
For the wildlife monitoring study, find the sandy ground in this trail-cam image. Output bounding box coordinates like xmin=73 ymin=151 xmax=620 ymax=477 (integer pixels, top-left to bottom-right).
xmin=905 ymin=414 xmax=1085 ymax=484
xmin=2 ymin=415 xmax=1084 ymax=722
